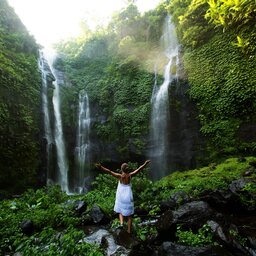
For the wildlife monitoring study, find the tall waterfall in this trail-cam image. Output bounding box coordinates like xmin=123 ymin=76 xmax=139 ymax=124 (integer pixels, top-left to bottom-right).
xmin=43 ymin=49 xmax=69 ymax=193
xmin=74 ymin=90 xmax=91 ymax=193
xmin=38 ymin=50 xmax=53 ymax=184
xmin=149 ymin=17 xmax=179 ymax=179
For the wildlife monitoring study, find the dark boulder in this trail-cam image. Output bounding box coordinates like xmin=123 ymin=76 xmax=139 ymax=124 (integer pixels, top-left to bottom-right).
xmin=113 ymin=228 xmax=139 ymax=249
xmin=160 ymin=198 xmax=177 ymax=212
xmin=156 ymin=201 xmax=216 ymax=241
xmin=74 ymin=200 xmax=87 ymax=216
xmin=20 ymin=220 xmax=34 ymax=236
xmin=172 ymin=201 xmax=216 ymax=229
xmin=207 ymin=220 xmax=252 ymax=256
xmin=129 ymin=242 xmax=155 ymax=256
xmin=170 ymin=191 xmax=191 ymax=205
xmin=156 ymin=210 xmax=175 ymax=241
xmin=199 ymin=189 xmax=242 ymax=213
xmin=89 ymin=204 xmax=110 ymax=224
xmin=158 ymin=242 xmax=233 ymax=256
xmin=229 ymin=178 xmax=252 ymax=194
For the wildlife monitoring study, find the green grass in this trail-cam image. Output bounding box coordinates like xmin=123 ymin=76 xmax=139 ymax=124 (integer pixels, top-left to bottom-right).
xmin=157 ymin=157 xmax=256 ymax=198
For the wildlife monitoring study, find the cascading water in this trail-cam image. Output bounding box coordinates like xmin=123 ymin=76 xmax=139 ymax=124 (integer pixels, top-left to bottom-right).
xmin=74 ymin=90 xmax=91 ymax=193
xmin=38 ymin=50 xmax=53 ymax=184
xmin=42 ymin=49 xmax=69 ymax=193
xmin=149 ymin=16 xmax=180 ymax=179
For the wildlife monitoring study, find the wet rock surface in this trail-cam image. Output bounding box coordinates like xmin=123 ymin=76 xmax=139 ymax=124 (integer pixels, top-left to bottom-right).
xmin=80 ymin=180 xmax=256 ymax=256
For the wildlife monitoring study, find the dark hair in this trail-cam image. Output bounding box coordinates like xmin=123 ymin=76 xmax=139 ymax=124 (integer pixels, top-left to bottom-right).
xmin=121 ymin=163 xmax=129 ymax=173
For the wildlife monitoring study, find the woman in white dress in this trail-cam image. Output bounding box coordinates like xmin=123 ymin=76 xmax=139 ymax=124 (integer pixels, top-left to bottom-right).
xmin=96 ymin=160 xmax=150 ymax=233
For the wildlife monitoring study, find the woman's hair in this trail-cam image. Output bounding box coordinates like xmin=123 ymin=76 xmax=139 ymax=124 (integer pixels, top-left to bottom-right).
xmin=121 ymin=163 xmax=129 ymax=173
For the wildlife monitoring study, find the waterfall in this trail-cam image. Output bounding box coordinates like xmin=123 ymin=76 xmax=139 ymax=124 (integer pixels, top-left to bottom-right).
xmin=38 ymin=50 xmax=53 ymax=185
xmin=149 ymin=16 xmax=180 ymax=179
xmin=74 ymin=90 xmax=91 ymax=194
xmin=42 ymin=49 xmax=69 ymax=193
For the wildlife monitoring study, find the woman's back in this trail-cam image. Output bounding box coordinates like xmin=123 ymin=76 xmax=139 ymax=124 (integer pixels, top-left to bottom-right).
xmin=120 ymin=172 xmax=131 ymax=185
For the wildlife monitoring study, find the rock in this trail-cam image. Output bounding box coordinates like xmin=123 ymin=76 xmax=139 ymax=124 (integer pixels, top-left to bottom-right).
xmin=160 ymin=198 xmax=176 ymax=212
xmin=81 ymin=213 xmax=94 ymax=225
xmin=199 ymin=189 xmax=241 ymax=213
xmin=172 ymin=201 xmax=215 ymax=229
xmin=207 ymin=220 xmax=252 ymax=256
xmin=156 ymin=210 xmax=175 ymax=241
xmin=20 ymin=220 xmax=34 ymax=236
xmin=89 ymin=204 xmax=110 ymax=224
xmin=170 ymin=191 xmax=191 ymax=206
xmin=229 ymin=178 xmax=251 ymax=194
xmin=113 ymin=228 xmax=139 ymax=249
xmin=83 ymin=229 xmax=129 ymax=256
xmin=129 ymin=242 xmax=155 ymax=256
xmin=156 ymin=201 xmax=216 ymax=241
xmin=207 ymin=220 xmax=229 ymax=242
xmin=158 ymin=242 xmax=232 ymax=256
xmin=13 ymin=253 xmax=23 ymax=256
xmin=74 ymin=200 xmax=87 ymax=216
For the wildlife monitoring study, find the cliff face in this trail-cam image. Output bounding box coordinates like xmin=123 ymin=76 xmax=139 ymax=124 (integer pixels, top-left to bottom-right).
xmin=0 ymin=0 xmax=41 ymax=193
xmin=54 ymin=52 xmax=205 ymax=178
xmin=167 ymin=80 xmax=205 ymax=171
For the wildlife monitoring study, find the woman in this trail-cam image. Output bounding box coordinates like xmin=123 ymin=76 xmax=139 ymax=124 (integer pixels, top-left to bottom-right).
xmin=95 ymin=160 xmax=150 ymax=233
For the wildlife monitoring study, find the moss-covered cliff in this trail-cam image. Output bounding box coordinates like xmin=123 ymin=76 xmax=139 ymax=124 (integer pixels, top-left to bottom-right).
xmin=1 ymin=0 xmax=255 ymax=192
xmin=0 ymin=0 xmax=41 ymax=193
xmin=167 ymin=0 xmax=256 ymax=159
xmin=54 ymin=3 xmax=205 ymax=174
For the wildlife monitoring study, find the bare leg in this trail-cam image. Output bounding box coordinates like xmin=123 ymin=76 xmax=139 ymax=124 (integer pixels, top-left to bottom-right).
xmin=127 ymin=216 xmax=132 ymax=233
xmin=119 ymin=213 xmax=124 ymax=226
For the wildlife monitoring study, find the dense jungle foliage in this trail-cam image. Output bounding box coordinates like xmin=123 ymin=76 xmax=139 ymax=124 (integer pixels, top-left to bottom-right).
xmin=167 ymin=0 xmax=256 ymax=157
xmin=0 ymin=0 xmax=255 ymax=187
xmin=1 ymin=0 xmax=256 ymax=254
xmin=1 ymin=157 xmax=255 ymax=255
xmin=55 ymin=3 xmax=168 ymax=160
xmin=0 ymin=0 xmax=41 ymax=193
xmin=55 ymin=0 xmax=256 ymax=165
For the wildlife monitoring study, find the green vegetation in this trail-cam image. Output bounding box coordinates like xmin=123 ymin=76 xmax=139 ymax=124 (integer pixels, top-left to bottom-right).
xmin=54 ymin=3 xmax=168 ymax=158
xmin=0 ymin=0 xmax=255 ymax=252
xmin=53 ymin=0 xmax=256 ymax=164
xmin=176 ymin=223 xmax=214 ymax=247
xmin=1 ymin=157 xmax=255 ymax=254
xmin=0 ymin=0 xmax=41 ymax=193
xmin=0 ymin=186 xmax=102 ymax=255
xmin=157 ymin=157 xmax=256 ymax=199
xmin=166 ymin=0 xmax=256 ymax=158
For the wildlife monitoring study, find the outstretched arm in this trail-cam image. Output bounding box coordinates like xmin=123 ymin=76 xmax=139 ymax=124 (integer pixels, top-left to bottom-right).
xmin=130 ymin=160 xmax=151 ymax=176
xmin=95 ymin=163 xmax=121 ymax=179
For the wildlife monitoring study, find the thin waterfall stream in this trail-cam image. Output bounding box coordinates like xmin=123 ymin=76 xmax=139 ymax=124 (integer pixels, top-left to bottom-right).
xmin=74 ymin=90 xmax=91 ymax=194
xmin=38 ymin=50 xmax=53 ymax=185
xmin=42 ymin=49 xmax=69 ymax=193
xmin=149 ymin=17 xmax=180 ymax=179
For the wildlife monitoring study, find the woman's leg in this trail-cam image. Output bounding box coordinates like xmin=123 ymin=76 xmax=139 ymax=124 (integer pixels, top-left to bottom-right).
xmin=127 ymin=216 xmax=132 ymax=233
xmin=119 ymin=213 xmax=124 ymax=226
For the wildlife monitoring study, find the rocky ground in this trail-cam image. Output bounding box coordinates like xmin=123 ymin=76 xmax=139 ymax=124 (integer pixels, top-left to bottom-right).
xmin=59 ymin=177 xmax=256 ymax=256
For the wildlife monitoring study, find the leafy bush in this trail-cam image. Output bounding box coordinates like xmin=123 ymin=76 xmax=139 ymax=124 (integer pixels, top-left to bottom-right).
xmin=0 ymin=186 xmax=81 ymax=255
xmin=13 ymin=226 xmax=103 ymax=256
xmin=176 ymin=224 xmax=214 ymax=246
xmin=157 ymin=157 xmax=256 ymax=198
xmin=83 ymin=174 xmax=116 ymax=214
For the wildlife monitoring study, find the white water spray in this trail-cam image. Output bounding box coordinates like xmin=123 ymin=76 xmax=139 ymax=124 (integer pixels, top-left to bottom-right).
xmin=42 ymin=49 xmax=69 ymax=192
xmin=149 ymin=17 xmax=180 ymax=179
xmin=38 ymin=50 xmax=53 ymax=184
xmin=74 ymin=90 xmax=91 ymax=193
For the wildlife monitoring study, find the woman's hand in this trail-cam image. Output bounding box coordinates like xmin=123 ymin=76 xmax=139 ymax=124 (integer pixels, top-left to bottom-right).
xmin=144 ymin=160 xmax=151 ymax=165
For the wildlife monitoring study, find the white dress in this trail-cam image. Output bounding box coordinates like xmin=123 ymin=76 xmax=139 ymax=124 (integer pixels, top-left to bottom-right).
xmin=114 ymin=181 xmax=134 ymax=216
